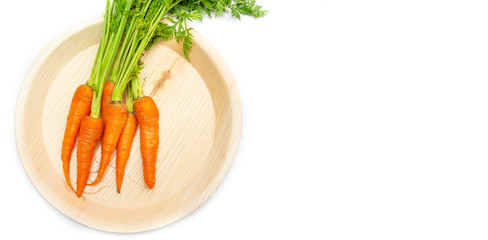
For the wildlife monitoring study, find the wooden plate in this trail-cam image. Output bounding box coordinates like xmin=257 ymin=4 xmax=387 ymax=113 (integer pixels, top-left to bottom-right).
xmin=15 ymin=14 xmax=242 ymax=233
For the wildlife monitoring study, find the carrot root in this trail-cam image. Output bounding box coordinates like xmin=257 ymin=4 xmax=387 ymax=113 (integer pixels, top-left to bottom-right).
xmin=76 ymin=116 xmax=104 ymax=197
xmin=101 ymin=81 xmax=115 ymax=119
xmin=134 ymin=96 xmax=159 ymax=189
xmin=61 ymin=84 xmax=93 ymax=191
xmin=89 ymin=101 xmax=127 ymax=186
xmin=116 ymin=112 xmax=138 ymax=193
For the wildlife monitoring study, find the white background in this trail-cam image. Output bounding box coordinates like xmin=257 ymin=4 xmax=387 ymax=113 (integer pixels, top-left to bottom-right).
xmin=1 ymin=0 xmax=488 ymax=239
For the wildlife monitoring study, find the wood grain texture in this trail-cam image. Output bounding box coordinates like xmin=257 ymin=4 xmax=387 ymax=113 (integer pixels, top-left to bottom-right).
xmin=15 ymin=14 xmax=242 ymax=233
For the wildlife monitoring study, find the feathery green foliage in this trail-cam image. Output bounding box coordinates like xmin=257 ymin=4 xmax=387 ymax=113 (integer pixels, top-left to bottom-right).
xmin=91 ymin=0 xmax=267 ymax=108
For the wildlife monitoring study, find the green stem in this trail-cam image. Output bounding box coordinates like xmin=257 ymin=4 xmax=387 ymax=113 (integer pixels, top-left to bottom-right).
xmin=112 ymin=3 xmax=172 ymax=101
xmin=110 ymin=2 xmax=144 ymax=83
xmin=111 ymin=0 xmax=153 ymax=101
xmin=126 ymin=77 xmax=136 ymax=112
xmin=169 ymin=0 xmax=183 ymax=10
xmin=133 ymin=74 xmax=143 ymax=99
xmin=87 ymin=0 xmax=111 ymax=88
xmin=90 ymin=0 xmax=135 ymax=118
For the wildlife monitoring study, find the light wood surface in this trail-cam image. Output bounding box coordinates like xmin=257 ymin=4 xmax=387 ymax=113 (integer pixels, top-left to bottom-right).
xmin=15 ymin=14 xmax=242 ymax=233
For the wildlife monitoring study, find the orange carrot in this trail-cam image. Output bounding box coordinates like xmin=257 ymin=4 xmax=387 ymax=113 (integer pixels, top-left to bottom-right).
xmin=62 ymin=0 xmax=127 ymax=196
xmin=89 ymin=101 xmax=127 ymax=185
xmin=134 ymin=96 xmax=159 ymax=189
xmin=61 ymin=84 xmax=93 ymax=190
xmin=116 ymin=112 xmax=138 ymax=193
xmin=101 ymin=81 xmax=115 ymax=119
xmin=76 ymin=116 xmax=104 ymax=197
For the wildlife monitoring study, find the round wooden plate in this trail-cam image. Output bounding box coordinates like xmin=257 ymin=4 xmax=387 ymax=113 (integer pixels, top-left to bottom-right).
xmin=15 ymin=14 xmax=241 ymax=233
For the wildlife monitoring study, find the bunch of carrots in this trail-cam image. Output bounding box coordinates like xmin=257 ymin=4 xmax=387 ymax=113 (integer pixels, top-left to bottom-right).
xmin=61 ymin=0 xmax=266 ymax=197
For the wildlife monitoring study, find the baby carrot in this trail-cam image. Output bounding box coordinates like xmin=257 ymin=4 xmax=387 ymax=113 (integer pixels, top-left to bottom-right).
xmin=73 ymin=0 xmax=132 ymax=195
xmin=101 ymin=81 xmax=115 ymax=119
xmin=116 ymin=113 xmax=137 ymax=193
xmin=76 ymin=116 xmax=104 ymax=197
xmin=89 ymin=101 xmax=127 ymax=185
xmin=134 ymin=96 xmax=159 ymax=189
xmin=116 ymin=82 xmax=138 ymax=193
xmin=61 ymin=84 xmax=93 ymax=190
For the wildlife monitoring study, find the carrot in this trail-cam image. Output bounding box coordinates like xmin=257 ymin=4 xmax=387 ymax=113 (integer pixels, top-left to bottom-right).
xmin=72 ymin=0 xmax=265 ymax=194
xmin=101 ymin=81 xmax=115 ymax=119
xmin=114 ymin=82 xmax=138 ymax=193
xmin=89 ymin=101 xmax=127 ymax=185
xmin=70 ymin=0 xmax=132 ymax=196
xmin=116 ymin=112 xmax=138 ymax=193
xmin=134 ymin=96 xmax=159 ymax=189
xmin=61 ymin=84 xmax=93 ymax=190
xmin=76 ymin=116 xmax=104 ymax=197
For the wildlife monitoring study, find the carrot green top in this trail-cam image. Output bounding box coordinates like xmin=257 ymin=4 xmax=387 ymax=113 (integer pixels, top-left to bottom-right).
xmin=125 ymin=75 xmax=141 ymax=113
xmin=89 ymin=0 xmax=136 ymax=118
xmin=88 ymin=0 xmax=267 ymax=116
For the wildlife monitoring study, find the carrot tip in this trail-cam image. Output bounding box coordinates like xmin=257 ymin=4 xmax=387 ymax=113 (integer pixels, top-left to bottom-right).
xmin=87 ymin=178 xmax=101 ymax=186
